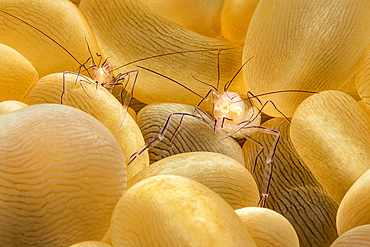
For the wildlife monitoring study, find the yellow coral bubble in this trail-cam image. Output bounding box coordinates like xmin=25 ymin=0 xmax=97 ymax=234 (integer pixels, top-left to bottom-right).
xmin=243 ymin=0 xmax=370 ymax=116
xmin=243 ymin=117 xmax=338 ymax=246
xmin=331 ymin=224 xmax=370 ymax=247
xmin=24 ymin=72 xmax=149 ymax=179
xmin=356 ymin=44 xmax=370 ymax=108
xmin=0 ymin=0 xmax=100 ymax=78
xmin=290 ymin=90 xmax=370 ymax=204
xmin=0 ymin=43 xmax=38 ymax=101
xmin=128 ymin=152 xmax=259 ymax=209
xmin=0 ymin=104 xmax=126 ymax=246
xmin=221 ymin=0 xmax=260 ymax=44
xmin=235 ymin=207 xmax=299 ymax=247
xmin=136 ymin=103 xmax=244 ymax=164
xmin=140 ymin=0 xmax=223 ymax=37
xmin=111 ymin=175 xmax=256 ymax=246
xmin=337 ymin=169 xmax=370 ymax=236
xmin=0 ymin=100 xmax=28 ymax=114
xmin=79 ymin=0 xmax=246 ymax=108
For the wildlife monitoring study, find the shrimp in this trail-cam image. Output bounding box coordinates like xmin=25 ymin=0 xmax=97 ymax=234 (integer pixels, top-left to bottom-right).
xmin=0 ymin=9 xmax=237 ymax=129
xmin=129 ymin=49 xmax=316 ymax=207
xmin=0 ymin=9 xmax=140 ymax=130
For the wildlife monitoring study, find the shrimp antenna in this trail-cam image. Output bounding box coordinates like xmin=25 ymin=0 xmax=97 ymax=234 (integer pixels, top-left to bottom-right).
xmin=224 ymin=56 xmax=254 ymax=91
xmin=136 ymin=65 xmax=206 ymax=100
xmin=111 ymin=44 xmax=247 ymax=73
xmin=85 ymin=37 xmax=95 ymax=66
xmin=238 ymin=90 xmax=318 ymax=123
xmin=101 ymin=57 xmax=110 ymax=67
xmin=241 ymin=89 xmax=318 ymax=101
xmin=191 ymin=74 xmax=217 ymax=91
xmin=216 ymin=49 xmax=221 ymax=91
xmin=0 ymin=10 xmax=83 ymax=66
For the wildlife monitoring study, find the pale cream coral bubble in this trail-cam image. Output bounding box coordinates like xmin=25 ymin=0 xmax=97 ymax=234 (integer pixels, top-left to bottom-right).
xmin=235 ymin=207 xmax=299 ymax=247
xmin=127 ymin=152 xmax=260 ymax=209
xmin=358 ymin=100 xmax=370 ymax=114
xmin=338 ymin=76 xmax=361 ymax=101
xmin=0 ymin=104 xmax=126 ymax=246
xmin=69 ymin=240 xmax=112 ymax=247
xmin=290 ymin=90 xmax=370 ymax=204
xmin=221 ymin=0 xmax=260 ymax=44
xmin=355 ymin=44 xmax=370 ymax=108
xmin=0 ymin=43 xmax=38 ymax=101
xmin=100 ymin=229 xmax=112 ymax=245
xmin=79 ymin=0 xmax=246 ymax=109
xmin=243 ymin=0 xmax=370 ymax=117
xmin=111 ymin=175 xmax=257 ymax=247
xmin=0 ymin=0 xmax=101 ymax=78
xmin=0 ymin=100 xmax=28 ymax=114
xmin=103 ymin=152 xmax=259 ymax=244
xmin=127 ymin=107 xmax=136 ymax=120
xmin=336 ymin=169 xmax=370 ymax=236
xmin=69 ymin=0 xmax=81 ymax=6
xmin=330 ymin=224 xmax=370 ymax=247
xmin=23 ymin=73 xmax=149 ymax=179
xmin=139 ymin=0 xmax=224 ymax=37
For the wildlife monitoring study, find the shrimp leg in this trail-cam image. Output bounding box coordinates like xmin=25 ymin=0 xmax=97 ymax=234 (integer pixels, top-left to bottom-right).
xmin=127 ymin=112 xmax=207 ymax=166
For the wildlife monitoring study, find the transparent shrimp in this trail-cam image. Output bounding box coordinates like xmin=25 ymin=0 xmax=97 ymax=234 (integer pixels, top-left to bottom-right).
xmin=0 ymin=9 xmax=136 ymax=128
xmin=60 ymin=48 xmax=139 ymax=130
xmin=1 ymin=9 xmax=234 ymax=130
xmin=129 ymin=49 xmax=316 ymax=207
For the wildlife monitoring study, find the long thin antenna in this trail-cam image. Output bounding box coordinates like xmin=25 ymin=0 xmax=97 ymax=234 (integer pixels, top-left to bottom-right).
xmin=111 ymin=44 xmax=247 ymax=73
xmin=85 ymin=37 xmax=95 ymax=66
xmin=216 ymin=49 xmax=221 ymax=91
xmin=137 ymin=65 xmax=206 ymax=100
xmin=224 ymin=56 xmax=254 ymax=91
xmin=0 ymin=9 xmax=83 ymax=66
xmin=241 ymin=90 xmax=317 ymax=101
xmin=1 ymin=9 xmax=255 ymax=80
xmin=191 ymin=74 xmax=217 ymax=91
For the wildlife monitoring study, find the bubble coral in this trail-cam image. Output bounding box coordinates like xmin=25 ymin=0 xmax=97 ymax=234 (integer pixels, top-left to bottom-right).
xmin=0 ymin=0 xmax=369 ymax=246
xmin=0 ymin=104 xmax=126 ymax=246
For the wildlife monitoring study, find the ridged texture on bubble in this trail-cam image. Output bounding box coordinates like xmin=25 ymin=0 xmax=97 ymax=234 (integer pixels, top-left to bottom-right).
xmin=243 ymin=118 xmax=338 ymax=247
xmin=336 ymin=169 xmax=370 ymax=236
xmin=330 ymin=224 xmax=370 ymax=247
xmin=290 ymin=90 xmax=370 ymax=204
xmin=139 ymin=0 xmax=224 ymax=37
xmin=0 ymin=104 xmax=126 ymax=246
xmin=100 ymin=229 xmax=112 ymax=245
xmin=127 ymin=107 xmax=136 ymax=121
xmin=70 ymin=0 xmax=81 ymax=5
xmin=23 ymin=73 xmax=149 ymax=179
xmin=338 ymin=76 xmax=360 ymax=101
xmin=79 ymin=0 xmax=246 ymax=108
xmin=127 ymin=152 xmax=259 ymax=209
xmin=136 ymin=103 xmax=245 ymax=165
xmin=69 ymin=240 xmax=112 ymax=247
xmin=0 ymin=0 xmax=100 ymax=78
xmin=111 ymin=175 xmax=257 ymax=247
xmin=0 ymin=100 xmax=28 ymax=114
xmin=221 ymin=0 xmax=260 ymax=44
xmin=235 ymin=207 xmax=299 ymax=247
xmin=0 ymin=43 xmax=38 ymax=101
xmin=242 ymin=0 xmax=370 ymax=116
xmin=356 ymin=44 xmax=370 ymax=108
xmin=358 ymin=100 xmax=370 ymax=115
